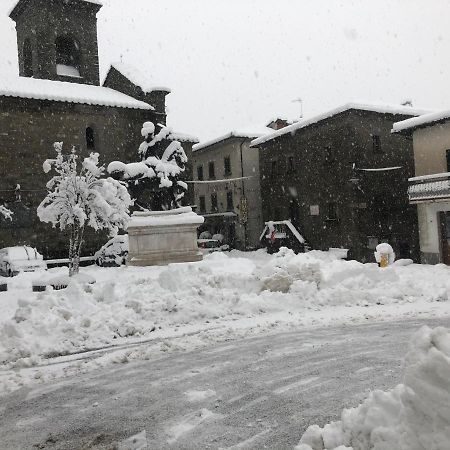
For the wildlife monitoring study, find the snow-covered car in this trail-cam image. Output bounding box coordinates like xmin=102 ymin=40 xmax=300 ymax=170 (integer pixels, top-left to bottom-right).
xmin=197 ymin=239 xmax=230 ymax=254
xmin=94 ymin=235 xmax=129 ymax=267
xmin=0 ymin=246 xmax=47 ymax=277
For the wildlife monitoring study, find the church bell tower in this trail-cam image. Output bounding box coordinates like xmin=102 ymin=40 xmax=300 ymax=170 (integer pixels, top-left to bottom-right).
xmin=10 ymin=0 xmax=102 ymax=85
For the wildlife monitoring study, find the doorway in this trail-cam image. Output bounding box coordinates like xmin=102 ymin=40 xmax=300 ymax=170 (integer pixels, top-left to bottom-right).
xmin=439 ymin=211 xmax=450 ymax=265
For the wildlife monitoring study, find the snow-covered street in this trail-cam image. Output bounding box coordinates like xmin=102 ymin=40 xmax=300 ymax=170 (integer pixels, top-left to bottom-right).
xmin=0 ymin=317 xmax=447 ymax=450
xmin=1 ymin=249 xmax=450 ymax=396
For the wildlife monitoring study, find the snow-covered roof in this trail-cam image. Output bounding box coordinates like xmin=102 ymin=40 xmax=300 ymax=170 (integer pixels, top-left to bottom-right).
xmin=109 ymin=62 xmax=171 ymax=94
xmin=9 ymin=0 xmax=102 ymax=18
xmin=0 ymin=76 xmax=154 ymax=110
xmin=168 ymin=132 xmax=199 ymax=144
xmin=251 ymin=102 xmax=429 ymax=147
xmin=392 ymin=110 xmax=450 ymax=133
xmin=193 ymin=126 xmax=272 ymax=152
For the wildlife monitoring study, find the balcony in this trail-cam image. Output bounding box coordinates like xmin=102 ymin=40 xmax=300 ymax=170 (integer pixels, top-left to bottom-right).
xmin=408 ymin=172 xmax=450 ymax=203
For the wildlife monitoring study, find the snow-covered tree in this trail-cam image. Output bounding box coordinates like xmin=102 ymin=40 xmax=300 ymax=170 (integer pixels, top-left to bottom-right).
xmin=0 ymin=205 xmax=12 ymax=220
xmin=108 ymin=122 xmax=188 ymax=211
xmin=38 ymin=143 xmax=132 ymax=276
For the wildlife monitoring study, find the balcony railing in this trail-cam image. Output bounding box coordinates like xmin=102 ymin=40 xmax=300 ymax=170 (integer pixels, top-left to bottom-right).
xmin=408 ymin=172 xmax=450 ymax=203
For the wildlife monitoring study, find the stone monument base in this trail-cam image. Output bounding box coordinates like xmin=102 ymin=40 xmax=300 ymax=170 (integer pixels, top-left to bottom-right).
xmin=127 ymin=207 xmax=204 ymax=267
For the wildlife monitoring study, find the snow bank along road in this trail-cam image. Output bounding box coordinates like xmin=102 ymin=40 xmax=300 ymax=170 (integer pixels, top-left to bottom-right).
xmin=1 ymin=318 xmax=447 ymax=450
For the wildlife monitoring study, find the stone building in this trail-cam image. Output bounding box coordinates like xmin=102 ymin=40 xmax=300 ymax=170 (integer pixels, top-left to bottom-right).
xmin=251 ymin=103 xmax=427 ymax=262
xmin=394 ymin=110 xmax=450 ymax=264
xmin=192 ymin=130 xmax=268 ymax=250
xmin=0 ymin=0 xmax=197 ymax=258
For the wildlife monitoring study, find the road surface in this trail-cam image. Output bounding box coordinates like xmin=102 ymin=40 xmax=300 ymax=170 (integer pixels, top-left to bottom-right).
xmin=0 ymin=317 xmax=448 ymax=450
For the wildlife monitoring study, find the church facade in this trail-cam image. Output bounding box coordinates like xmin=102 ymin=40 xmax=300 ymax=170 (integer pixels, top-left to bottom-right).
xmin=0 ymin=0 xmax=197 ymax=258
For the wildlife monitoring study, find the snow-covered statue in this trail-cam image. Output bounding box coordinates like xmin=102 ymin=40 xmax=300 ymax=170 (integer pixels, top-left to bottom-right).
xmin=108 ymin=122 xmax=188 ymax=211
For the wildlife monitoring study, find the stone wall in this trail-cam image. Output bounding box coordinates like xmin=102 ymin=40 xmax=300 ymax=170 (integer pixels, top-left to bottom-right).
xmin=0 ymin=96 xmax=155 ymax=257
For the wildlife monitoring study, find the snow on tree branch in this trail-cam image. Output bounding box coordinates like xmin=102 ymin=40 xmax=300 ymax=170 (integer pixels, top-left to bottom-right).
xmin=38 ymin=142 xmax=133 ymax=276
xmin=107 ymin=122 xmax=188 ymax=211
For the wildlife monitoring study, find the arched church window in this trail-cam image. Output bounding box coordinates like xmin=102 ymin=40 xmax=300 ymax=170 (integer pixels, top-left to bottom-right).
xmin=55 ymin=36 xmax=81 ymax=78
xmin=86 ymin=127 xmax=95 ymax=150
xmin=23 ymin=38 xmax=33 ymax=77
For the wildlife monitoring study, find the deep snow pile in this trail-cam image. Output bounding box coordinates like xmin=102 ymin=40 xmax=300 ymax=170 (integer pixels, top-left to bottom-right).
xmin=1 ymin=248 xmax=450 ymax=371
xmin=296 ymin=326 xmax=450 ymax=450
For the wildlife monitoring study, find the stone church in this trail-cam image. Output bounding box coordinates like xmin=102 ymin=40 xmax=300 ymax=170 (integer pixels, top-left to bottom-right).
xmin=0 ymin=0 xmax=197 ymax=258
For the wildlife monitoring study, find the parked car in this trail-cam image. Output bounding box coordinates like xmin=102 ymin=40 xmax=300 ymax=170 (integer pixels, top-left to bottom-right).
xmin=94 ymin=235 xmax=129 ymax=267
xmin=197 ymin=239 xmax=230 ymax=254
xmin=0 ymin=246 xmax=47 ymax=277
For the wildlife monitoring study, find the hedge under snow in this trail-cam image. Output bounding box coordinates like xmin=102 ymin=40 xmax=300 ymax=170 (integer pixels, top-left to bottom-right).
xmin=296 ymin=326 xmax=450 ymax=450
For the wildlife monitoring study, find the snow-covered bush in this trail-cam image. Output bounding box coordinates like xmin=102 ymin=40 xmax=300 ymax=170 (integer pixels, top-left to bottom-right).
xmin=38 ymin=143 xmax=132 ymax=276
xmin=108 ymin=122 xmax=188 ymax=211
xmin=0 ymin=205 xmax=12 ymax=220
xmin=296 ymin=326 xmax=450 ymax=450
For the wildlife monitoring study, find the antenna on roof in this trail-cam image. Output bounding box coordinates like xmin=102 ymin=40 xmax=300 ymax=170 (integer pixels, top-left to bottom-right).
xmin=401 ymin=98 xmax=413 ymax=107
xmin=292 ymin=98 xmax=303 ymax=119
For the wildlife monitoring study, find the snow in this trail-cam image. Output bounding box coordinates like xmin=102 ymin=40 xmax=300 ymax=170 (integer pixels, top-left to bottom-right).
xmin=0 ymin=205 xmax=12 ymax=220
xmin=107 ymin=161 xmax=155 ymax=180
xmin=0 ymin=76 xmax=153 ymax=110
xmin=38 ymin=146 xmax=132 ymax=236
xmin=374 ymin=243 xmax=395 ymax=265
xmin=296 ymin=325 xmax=450 ymax=450
xmin=56 ymin=64 xmax=81 ymax=78
xmin=187 ymin=176 xmax=253 ymax=184
xmin=169 ymin=132 xmax=200 ymax=144
xmin=193 ymin=125 xmax=272 ymax=152
xmin=109 ymin=123 xmax=188 ymax=200
xmin=1 ymin=249 xmax=450 ymax=396
xmin=110 ymin=62 xmax=171 ymax=94
xmin=356 ymin=166 xmax=402 ymax=172
xmin=251 ymin=102 xmax=428 ymax=147
xmin=128 ymin=207 xmax=204 ymax=227
xmin=393 ymin=109 xmax=450 ymax=133
xmin=409 ymin=171 xmax=450 ymax=182
xmin=118 ymin=430 xmax=147 ymax=450
xmin=408 ymin=178 xmax=450 ymax=201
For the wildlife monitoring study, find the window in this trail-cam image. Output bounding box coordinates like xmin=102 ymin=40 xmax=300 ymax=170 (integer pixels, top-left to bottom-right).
xmin=23 ymin=38 xmax=33 ymax=78
xmin=327 ymin=202 xmax=338 ymax=220
xmin=197 ymin=165 xmax=204 ymax=181
xmin=208 ymin=161 xmax=215 ymax=179
xmin=372 ymin=135 xmax=382 ymax=153
xmin=211 ymin=193 xmax=218 ymax=212
xmin=271 ymin=160 xmax=278 ymax=175
xmin=446 ymin=149 xmax=450 ymax=173
xmin=287 ymin=156 xmax=295 ymax=173
xmin=226 ymin=191 xmax=234 ymax=211
xmin=199 ymin=196 xmax=206 ymax=212
xmin=224 ymin=156 xmax=231 ymax=176
xmin=55 ymin=36 xmax=81 ymax=77
xmin=86 ymin=127 xmax=95 ymax=150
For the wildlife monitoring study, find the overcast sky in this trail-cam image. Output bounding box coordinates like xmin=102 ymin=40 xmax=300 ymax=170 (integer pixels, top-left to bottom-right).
xmin=1 ymin=0 xmax=449 ymax=141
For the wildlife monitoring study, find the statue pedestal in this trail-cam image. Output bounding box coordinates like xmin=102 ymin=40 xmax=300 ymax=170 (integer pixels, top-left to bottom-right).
xmin=127 ymin=207 xmax=204 ymax=267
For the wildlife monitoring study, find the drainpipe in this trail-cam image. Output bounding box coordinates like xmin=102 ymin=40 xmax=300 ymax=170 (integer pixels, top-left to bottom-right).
xmin=240 ymin=138 xmax=248 ymax=249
